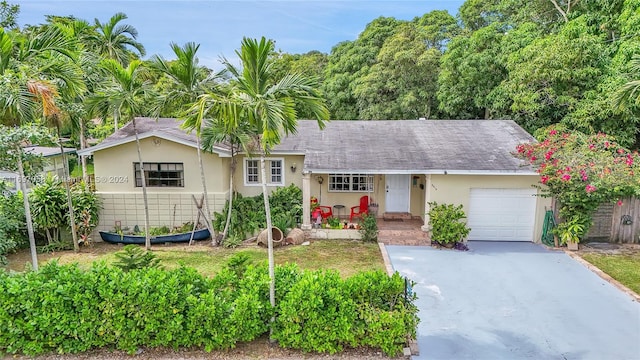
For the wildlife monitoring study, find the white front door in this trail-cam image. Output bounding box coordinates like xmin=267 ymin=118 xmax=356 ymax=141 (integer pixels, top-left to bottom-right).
xmin=385 ymin=174 xmax=410 ymax=212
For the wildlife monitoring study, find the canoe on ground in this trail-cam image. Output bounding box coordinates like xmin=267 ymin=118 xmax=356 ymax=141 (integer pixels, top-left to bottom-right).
xmin=99 ymin=228 xmax=211 ymax=244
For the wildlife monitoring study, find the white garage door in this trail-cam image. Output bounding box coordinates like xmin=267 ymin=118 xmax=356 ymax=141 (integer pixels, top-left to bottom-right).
xmin=467 ymin=188 xmax=537 ymax=242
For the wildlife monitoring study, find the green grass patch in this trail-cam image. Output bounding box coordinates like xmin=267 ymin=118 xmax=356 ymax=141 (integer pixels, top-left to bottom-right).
xmin=5 ymin=239 xmax=384 ymax=278
xmin=581 ymin=253 xmax=640 ymax=294
xmin=70 ymin=163 xmax=94 ymax=177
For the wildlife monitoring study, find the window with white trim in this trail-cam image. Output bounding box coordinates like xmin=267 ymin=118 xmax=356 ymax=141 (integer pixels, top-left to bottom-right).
xmin=244 ymin=158 xmax=285 ymax=186
xmin=246 ymin=160 xmax=259 ymax=184
xmin=328 ymin=174 xmax=374 ymax=192
xmin=134 ymin=162 xmax=184 ymax=187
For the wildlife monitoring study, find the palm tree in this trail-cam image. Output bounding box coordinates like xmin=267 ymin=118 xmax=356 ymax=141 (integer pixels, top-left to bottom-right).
xmin=94 ymin=12 xmax=145 ymax=66
xmin=89 ymin=59 xmax=154 ymax=249
xmin=197 ymin=93 xmax=255 ymax=244
xmin=221 ymin=37 xmax=329 ymax=312
xmin=615 ymin=55 xmax=640 ymax=107
xmin=150 ymin=42 xmax=221 ymax=237
xmin=0 ymin=24 xmax=85 ymax=258
xmin=27 ymin=80 xmax=81 ymax=252
xmin=0 ymin=125 xmax=54 ymax=271
xmin=614 ymin=54 xmax=640 ymax=148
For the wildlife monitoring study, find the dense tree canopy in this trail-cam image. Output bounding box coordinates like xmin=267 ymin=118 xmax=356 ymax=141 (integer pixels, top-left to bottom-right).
xmin=2 ymin=0 xmax=639 ymax=151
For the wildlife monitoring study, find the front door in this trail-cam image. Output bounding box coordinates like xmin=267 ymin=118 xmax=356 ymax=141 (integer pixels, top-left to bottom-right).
xmin=385 ymin=174 xmax=410 ymax=212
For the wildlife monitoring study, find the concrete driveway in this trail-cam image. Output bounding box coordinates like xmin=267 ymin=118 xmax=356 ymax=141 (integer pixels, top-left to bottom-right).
xmin=386 ymin=242 xmax=640 ymax=360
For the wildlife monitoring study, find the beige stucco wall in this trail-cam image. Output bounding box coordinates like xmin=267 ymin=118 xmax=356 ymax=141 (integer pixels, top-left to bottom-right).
xmin=410 ymin=174 xmax=426 ymax=217
xmin=233 ymin=154 xmax=305 ymax=197
xmin=91 ymin=136 xmax=230 ymax=232
xmin=428 ymin=174 xmax=551 ymax=242
xmin=93 ymin=137 xmax=228 ymax=193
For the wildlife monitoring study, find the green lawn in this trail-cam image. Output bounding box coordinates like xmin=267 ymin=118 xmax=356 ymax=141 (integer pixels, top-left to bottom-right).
xmin=5 ymin=239 xmax=384 ymax=278
xmin=581 ymin=253 xmax=640 ymax=294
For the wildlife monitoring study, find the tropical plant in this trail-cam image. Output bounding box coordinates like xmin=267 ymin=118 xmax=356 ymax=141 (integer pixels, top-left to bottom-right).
xmin=0 ymin=182 xmax=25 ymax=265
xmin=71 ymin=182 xmax=101 ymax=245
xmin=151 ymin=42 xmax=221 ymax=238
xmin=326 ymin=216 xmax=342 ymax=229
xmin=0 ymin=125 xmax=52 ymax=270
xmin=427 ymin=202 xmax=471 ymax=245
xmin=89 ymin=59 xmax=154 ymax=249
xmin=29 ymin=175 xmax=67 ymax=244
xmin=218 ymin=37 xmax=329 ymax=313
xmin=93 ymin=12 xmax=145 ymax=67
xmin=113 ymin=244 xmax=161 ymax=271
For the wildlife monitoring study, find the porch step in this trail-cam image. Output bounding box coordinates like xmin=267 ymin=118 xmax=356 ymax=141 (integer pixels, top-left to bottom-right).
xmin=378 ymin=229 xmax=430 ymax=246
xmin=382 ymin=212 xmax=412 ymax=220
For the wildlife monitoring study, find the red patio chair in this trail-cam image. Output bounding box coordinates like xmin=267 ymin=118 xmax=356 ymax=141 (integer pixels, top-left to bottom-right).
xmin=317 ymin=205 xmax=333 ymax=219
xmin=350 ymin=195 xmax=369 ymax=222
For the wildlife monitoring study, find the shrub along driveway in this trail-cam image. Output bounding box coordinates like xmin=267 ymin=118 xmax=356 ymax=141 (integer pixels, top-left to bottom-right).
xmin=386 ymin=242 xmax=640 ymax=360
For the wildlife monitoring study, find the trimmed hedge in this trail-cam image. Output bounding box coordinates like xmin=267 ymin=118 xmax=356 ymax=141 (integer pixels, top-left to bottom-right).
xmin=0 ymin=261 xmax=418 ymax=357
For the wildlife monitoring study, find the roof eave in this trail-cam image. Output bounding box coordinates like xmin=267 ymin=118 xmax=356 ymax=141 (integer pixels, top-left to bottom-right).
xmin=77 ymin=131 xmax=226 ymax=157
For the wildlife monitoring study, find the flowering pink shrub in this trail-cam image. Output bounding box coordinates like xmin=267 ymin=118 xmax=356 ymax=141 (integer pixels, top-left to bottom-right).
xmin=515 ymin=125 xmax=640 ymax=242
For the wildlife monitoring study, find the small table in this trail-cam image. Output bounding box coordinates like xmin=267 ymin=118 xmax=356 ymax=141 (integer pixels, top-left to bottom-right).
xmin=333 ymin=204 xmax=345 ymax=219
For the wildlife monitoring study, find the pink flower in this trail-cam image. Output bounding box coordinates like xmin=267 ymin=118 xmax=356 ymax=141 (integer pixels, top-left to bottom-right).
xmin=545 ymin=151 xmax=553 ymax=160
xmin=561 ymin=174 xmax=571 ymax=181
xmin=617 ymin=148 xmax=625 ymax=154
xmin=585 ymin=184 xmax=596 ymax=193
xmin=549 ymin=129 xmax=558 ymax=136
xmin=541 ymin=175 xmax=549 ymax=184
xmin=604 ymin=141 xmax=610 ymax=149
xmin=617 ymin=200 xmax=623 ymax=206
xmin=588 ymin=144 xmax=595 ymax=150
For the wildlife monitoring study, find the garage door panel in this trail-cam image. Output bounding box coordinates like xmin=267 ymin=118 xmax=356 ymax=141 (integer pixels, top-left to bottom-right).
xmin=468 ymin=188 xmax=537 ymax=242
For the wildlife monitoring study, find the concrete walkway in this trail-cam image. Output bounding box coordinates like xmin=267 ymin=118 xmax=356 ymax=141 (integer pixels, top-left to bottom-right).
xmin=386 ymin=242 xmax=640 ymax=360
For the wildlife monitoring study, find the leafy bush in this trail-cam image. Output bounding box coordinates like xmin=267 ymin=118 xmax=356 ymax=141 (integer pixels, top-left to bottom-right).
xmin=213 ymin=185 xmax=303 ymax=240
xmin=358 ymin=213 xmax=378 ymax=242
xmin=428 ymin=202 xmax=471 ymax=244
xmin=273 ymin=269 xmax=419 ymax=357
xmin=28 ymin=176 xmax=67 ymax=244
xmin=71 ymin=183 xmax=101 ymax=244
xmin=113 ymin=245 xmax=161 ymax=271
xmin=0 ymin=263 xmax=418 ymax=357
xmin=0 ymin=186 xmax=25 ymax=265
xmin=327 ymin=216 xmax=342 ymax=229
xmin=213 ymin=193 xmax=265 ymax=239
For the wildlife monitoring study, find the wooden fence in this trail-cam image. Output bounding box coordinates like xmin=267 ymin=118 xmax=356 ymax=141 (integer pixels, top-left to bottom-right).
xmin=586 ymin=197 xmax=639 ymax=243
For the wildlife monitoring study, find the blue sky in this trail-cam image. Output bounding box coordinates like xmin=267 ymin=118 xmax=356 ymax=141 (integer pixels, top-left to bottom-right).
xmin=16 ymin=1 xmax=465 ymax=68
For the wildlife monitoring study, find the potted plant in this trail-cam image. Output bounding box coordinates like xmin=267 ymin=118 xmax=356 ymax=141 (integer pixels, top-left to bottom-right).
xmin=428 ymin=202 xmax=471 ymax=248
xmin=327 ymin=216 xmax=342 ymax=229
xmin=555 ymin=216 xmax=584 ymax=251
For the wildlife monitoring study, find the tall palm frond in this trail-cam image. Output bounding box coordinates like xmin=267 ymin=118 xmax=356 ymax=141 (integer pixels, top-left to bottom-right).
xmin=94 ymin=12 xmax=145 ymax=65
xmin=614 ymin=55 xmax=640 ymax=109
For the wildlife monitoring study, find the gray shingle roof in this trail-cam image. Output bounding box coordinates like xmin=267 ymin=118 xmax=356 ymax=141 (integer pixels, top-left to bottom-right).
xmin=99 ymin=117 xmax=197 ymax=146
xmin=276 ymin=120 xmax=535 ymax=173
xmin=84 ymin=118 xmax=535 ymax=174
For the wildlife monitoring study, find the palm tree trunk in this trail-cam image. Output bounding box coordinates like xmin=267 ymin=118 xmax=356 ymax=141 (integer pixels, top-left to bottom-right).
xmin=132 ymin=119 xmax=151 ymax=249
xmin=16 ymin=148 xmax=38 ymax=271
xmin=220 ymin=155 xmax=236 ymax=244
xmin=261 ymin=155 xmax=275 ymax=310
xmin=79 ymin=120 xmax=88 ymax=184
xmin=57 ymin=126 xmax=79 ymax=252
xmin=196 ymin=136 xmax=214 ymax=237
